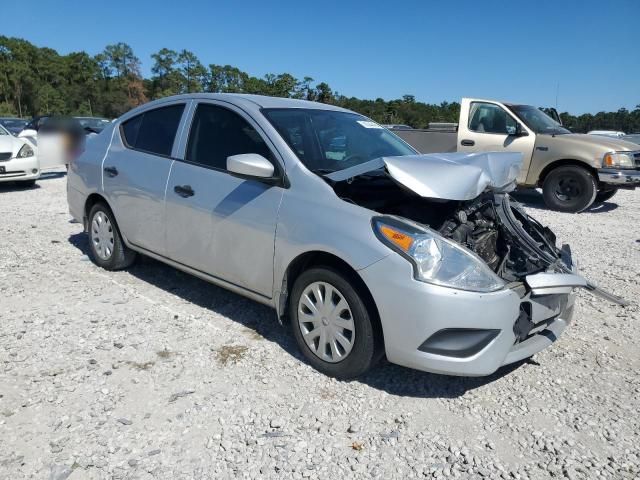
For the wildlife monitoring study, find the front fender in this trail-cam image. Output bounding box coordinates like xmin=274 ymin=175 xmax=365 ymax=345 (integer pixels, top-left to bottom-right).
xmin=273 ymin=186 xmax=390 ymax=307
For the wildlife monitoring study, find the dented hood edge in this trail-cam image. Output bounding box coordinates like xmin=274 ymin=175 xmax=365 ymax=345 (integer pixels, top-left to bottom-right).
xmin=325 ymin=152 xmax=523 ymax=201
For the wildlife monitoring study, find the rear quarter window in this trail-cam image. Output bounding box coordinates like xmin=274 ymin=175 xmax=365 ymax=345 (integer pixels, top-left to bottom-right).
xmin=120 ymin=104 xmax=185 ymax=157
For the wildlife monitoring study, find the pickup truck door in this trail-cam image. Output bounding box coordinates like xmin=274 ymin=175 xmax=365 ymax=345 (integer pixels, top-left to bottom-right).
xmin=457 ymin=98 xmax=535 ymax=184
xmin=164 ymin=101 xmax=284 ymax=298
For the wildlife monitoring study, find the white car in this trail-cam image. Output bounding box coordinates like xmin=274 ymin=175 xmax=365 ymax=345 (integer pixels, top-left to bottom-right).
xmin=0 ymin=124 xmax=39 ymax=186
xmin=587 ymin=130 xmax=626 ymax=138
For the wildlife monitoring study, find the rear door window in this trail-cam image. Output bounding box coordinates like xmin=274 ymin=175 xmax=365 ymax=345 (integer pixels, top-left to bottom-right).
xmin=121 ymin=104 xmax=185 ymax=156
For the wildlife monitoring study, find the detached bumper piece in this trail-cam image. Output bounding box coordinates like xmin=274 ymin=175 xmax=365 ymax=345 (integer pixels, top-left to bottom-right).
xmin=598 ymin=168 xmax=640 ymax=186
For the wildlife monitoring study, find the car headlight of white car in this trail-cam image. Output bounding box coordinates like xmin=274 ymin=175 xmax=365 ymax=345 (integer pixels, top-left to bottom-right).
xmin=373 ymin=217 xmax=505 ymax=293
xmin=602 ymin=151 xmax=635 ymax=169
xmin=17 ymin=144 xmax=35 ymax=158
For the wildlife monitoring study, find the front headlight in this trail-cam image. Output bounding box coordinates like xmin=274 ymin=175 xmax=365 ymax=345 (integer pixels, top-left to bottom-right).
xmin=373 ymin=217 xmax=505 ymax=293
xmin=17 ymin=144 xmax=35 ymax=158
xmin=603 ymin=151 xmax=635 ymax=169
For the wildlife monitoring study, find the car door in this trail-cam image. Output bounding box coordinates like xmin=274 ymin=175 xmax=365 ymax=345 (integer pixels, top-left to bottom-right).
xmin=103 ymin=102 xmax=187 ymax=255
xmin=164 ymin=101 xmax=285 ymax=298
xmin=457 ymin=99 xmax=535 ymax=183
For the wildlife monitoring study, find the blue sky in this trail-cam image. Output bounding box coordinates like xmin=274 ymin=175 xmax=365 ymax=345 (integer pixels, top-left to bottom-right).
xmin=3 ymin=0 xmax=639 ymax=114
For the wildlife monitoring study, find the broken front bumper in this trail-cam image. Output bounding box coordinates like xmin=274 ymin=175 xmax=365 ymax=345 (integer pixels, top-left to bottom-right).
xmin=598 ymin=168 xmax=640 ymax=186
xmin=359 ymin=255 xmax=579 ymax=376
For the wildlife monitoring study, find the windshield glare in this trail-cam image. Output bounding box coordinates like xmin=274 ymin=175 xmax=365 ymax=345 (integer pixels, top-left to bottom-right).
xmin=263 ymin=108 xmax=416 ymax=172
xmin=508 ymin=105 xmax=570 ymax=135
xmin=78 ymin=118 xmax=109 ymax=130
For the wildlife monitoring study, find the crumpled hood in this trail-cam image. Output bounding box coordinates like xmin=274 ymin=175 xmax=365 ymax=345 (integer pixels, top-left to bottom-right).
xmin=326 ymin=151 xmax=523 ymax=201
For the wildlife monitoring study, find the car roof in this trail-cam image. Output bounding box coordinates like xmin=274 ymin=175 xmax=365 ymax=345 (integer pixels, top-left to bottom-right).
xmin=132 ymin=93 xmax=351 ymax=113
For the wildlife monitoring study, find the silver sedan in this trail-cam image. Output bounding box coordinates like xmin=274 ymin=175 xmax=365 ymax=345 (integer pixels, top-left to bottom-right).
xmin=67 ymin=94 xmax=615 ymax=378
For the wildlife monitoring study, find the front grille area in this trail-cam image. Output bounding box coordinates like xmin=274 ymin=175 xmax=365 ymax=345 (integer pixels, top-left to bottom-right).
xmin=0 ymin=152 xmax=11 ymax=161
xmin=0 ymin=170 xmax=26 ymax=178
xmin=633 ymin=152 xmax=640 ymax=167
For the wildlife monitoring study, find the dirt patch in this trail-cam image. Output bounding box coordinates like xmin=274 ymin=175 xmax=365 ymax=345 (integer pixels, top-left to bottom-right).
xmin=125 ymin=360 xmax=155 ymax=371
xmin=215 ymin=345 xmax=249 ymax=366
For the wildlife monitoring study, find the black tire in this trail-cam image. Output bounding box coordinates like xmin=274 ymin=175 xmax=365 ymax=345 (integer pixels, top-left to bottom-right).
xmin=87 ymin=202 xmax=136 ymax=270
xmin=595 ymin=187 xmax=618 ymax=203
xmin=542 ymin=165 xmax=597 ymax=213
xmin=289 ymin=267 xmax=381 ymax=379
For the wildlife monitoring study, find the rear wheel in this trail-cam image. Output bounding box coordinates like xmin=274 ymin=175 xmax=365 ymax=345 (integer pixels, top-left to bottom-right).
xmin=87 ymin=203 xmax=136 ymax=270
xmin=542 ymin=165 xmax=597 ymax=213
xmin=290 ymin=267 xmax=380 ymax=379
xmin=595 ymin=187 xmax=618 ymax=203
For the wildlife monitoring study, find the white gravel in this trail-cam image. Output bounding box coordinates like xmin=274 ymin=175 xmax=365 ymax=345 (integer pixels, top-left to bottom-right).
xmin=1 ymin=171 xmax=639 ymax=479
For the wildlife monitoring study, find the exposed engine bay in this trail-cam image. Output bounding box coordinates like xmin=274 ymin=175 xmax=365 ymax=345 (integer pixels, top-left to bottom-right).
xmin=330 ymin=172 xmax=567 ymax=282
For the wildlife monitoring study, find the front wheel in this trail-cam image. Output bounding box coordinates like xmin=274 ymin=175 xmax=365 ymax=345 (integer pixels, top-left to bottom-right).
xmin=595 ymin=187 xmax=618 ymax=203
xmin=289 ymin=267 xmax=381 ymax=379
xmin=542 ymin=165 xmax=597 ymax=213
xmin=87 ymin=203 xmax=136 ymax=270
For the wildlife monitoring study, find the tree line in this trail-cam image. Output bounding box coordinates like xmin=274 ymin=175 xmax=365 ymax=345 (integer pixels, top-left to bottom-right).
xmin=1 ymin=36 xmax=638 ymax=133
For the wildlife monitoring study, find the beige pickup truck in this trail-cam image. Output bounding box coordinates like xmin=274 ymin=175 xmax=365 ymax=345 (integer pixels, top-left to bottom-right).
xmin=394 ymin=98 xmax=640 ymax=212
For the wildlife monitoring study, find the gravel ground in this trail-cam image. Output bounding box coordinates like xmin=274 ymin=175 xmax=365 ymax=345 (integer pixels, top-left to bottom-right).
xmin=1 ymin=170 xmax=639 ymax=480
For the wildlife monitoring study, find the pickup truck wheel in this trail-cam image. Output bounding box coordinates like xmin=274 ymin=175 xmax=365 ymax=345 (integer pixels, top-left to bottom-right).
xmin=542 ymin=166 xmax=597 ymax=213
xmin=290 ymin=267 xmax=380 ymax=379
xmin=595 ymin=188 xmax=618 ymax=203
xmin=87 ymin=203 xmax=136 ymax=270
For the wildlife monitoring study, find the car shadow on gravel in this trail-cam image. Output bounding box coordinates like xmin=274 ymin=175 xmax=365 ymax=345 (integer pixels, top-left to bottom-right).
xmin=68 ymin=232 xmax=528 ymax=399
xmin=0 ymin=182 xmax=40 ymax=192
xmin=357 ymin=359 xmax=528 ymax=398
xmin=38 ymin=171 xmax=67 ymax=181
xmin=511 ymin=188 xmax=619 ymax=213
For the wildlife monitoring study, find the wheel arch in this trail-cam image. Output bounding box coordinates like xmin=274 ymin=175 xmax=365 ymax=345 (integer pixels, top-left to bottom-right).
xmin=276 ymin=251 xmax=383 ymax=345
xmin=537 ymin=159 xmax=598 ymax=186
xmin=83 ymin=193 xmax=113 ymax=231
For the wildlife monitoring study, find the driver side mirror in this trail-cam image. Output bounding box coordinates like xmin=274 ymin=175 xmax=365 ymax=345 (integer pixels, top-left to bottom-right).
xmin=227 ymin=153 xmax=276 ymax=179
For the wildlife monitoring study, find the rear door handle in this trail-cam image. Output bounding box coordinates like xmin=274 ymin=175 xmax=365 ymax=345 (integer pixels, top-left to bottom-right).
xmin=174 ymin=185 xmax=195 ymax=198
xmin=103 ymin=166 xmax=118 ymax=177
xmin=460 ymin=139 xmax=475 ymax=146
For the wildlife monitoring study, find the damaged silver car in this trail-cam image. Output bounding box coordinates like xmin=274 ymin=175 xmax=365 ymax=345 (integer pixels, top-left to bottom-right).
xmin=67 ymin=94 xmax=626 ymax=379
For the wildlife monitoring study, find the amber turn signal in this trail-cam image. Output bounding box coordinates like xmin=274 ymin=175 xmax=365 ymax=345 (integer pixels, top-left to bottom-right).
xmin=378 ymin=225 xmax=414 ymax=252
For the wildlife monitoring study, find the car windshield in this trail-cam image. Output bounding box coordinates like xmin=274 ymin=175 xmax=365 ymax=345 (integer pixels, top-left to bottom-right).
xmin=0 ymin=119 xmax=27 ymax=135
xmin=263 ymin=108 xmax=416 ymax=173
xmin=77 ymin=118 xmax=110 ymax=131
xmin=0 ymin=125 xmax=8 ymax=135
xmin=508 ymin=105 xmax=571 ymax=135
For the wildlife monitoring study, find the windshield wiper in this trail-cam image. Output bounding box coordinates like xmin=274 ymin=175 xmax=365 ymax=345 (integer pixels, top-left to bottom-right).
xmin=324 ymin=157 xmax=387 ymax=182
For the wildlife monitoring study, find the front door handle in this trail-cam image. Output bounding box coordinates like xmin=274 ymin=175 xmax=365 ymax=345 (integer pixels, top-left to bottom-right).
xmin=174 ymin=185 xmax=195 ymax=198
xmin=103 ymin=166 xmax=118 ymax=177
xmin=460 ymin=139 xmax=475 ymax=147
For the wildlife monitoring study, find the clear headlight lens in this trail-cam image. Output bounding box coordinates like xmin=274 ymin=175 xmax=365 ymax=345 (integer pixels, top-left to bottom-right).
xmin=17 ymin=144 xmax=35 ymax=158
xmin=603 ymin=151 xmax=635 ymax=169
xmin=374 ymin=218 xmax=505 ymax=293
